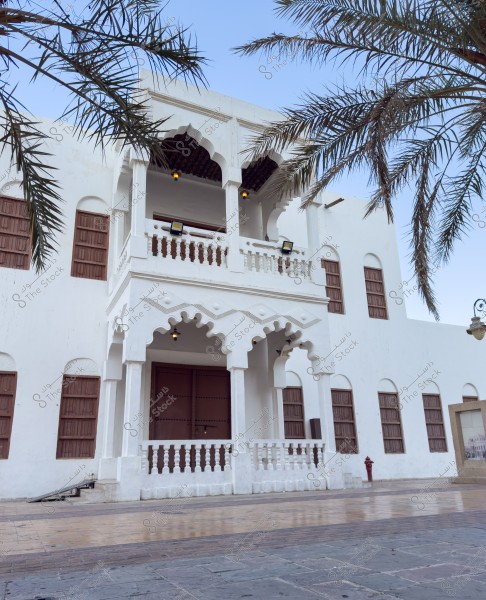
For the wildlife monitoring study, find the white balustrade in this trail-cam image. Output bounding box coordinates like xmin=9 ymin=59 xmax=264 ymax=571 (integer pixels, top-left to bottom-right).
xmin=146 ymin=219 xmax=228 ymax=268
xmin=249 ymin=440 xmax=324 ymax=472
xmin=240 ymin=238 xmax=311 ymax=279
xmin=141 ymin=440 xmax=232 ymax=475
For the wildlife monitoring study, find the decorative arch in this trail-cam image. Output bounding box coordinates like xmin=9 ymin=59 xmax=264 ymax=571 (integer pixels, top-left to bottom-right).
xmin=364 ymin=253 xmax=382 ymax=269
xmin=321 ymin=245 xmax=340 ymax=262
xmin=77 ymin=195 xmax=109 ymax=214
xmin=463 ymin=383 xmax=479 ymax=398
xmin=378 ymin=378 xmax=398 ymax=393
xmin=286 ymin=370 xmax=303 ymax=388
xmin=64 ymin=358 xmax=99 ymax=377
xmin=156 ymin=125 xmax=226 ymax=183
xmin=422 ymin=380 xmax=440 ymax=394
xmin=331 ymin=374 xmax=352 ymax=389
xmin=0 ymin=179 xmax=23 ymax=198
xmin=0 ymin=352 xmax=16 ymax=372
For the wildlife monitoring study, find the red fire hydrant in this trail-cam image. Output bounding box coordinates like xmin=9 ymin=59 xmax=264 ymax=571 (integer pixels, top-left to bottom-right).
xmin=364 ymin=456 xmax=374 ymax=482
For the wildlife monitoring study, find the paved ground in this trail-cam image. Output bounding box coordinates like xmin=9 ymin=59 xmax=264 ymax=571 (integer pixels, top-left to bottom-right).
xmin=1 ymin=479 xmax=486 ymax=599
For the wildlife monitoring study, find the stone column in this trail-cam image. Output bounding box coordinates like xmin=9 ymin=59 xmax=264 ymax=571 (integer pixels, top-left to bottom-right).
xmin=228 ymin=361 xmax=252 ymax=494
xmin=102 ymin=380 xmax=118 ymax=460
xmin=273 ymin=387 xmax=286 ymax=439
xmin=306 ymin=200 xmax=326 ymax=285
xmin=224 ymin=180 xmax=245 ymax=272
xmin=316 ymin=371 xmax=344 ymax=489
xmin=128 ymin=150 xmax=149 ymax=259
xmin=121 ymin=361 xmax=144 ymax=457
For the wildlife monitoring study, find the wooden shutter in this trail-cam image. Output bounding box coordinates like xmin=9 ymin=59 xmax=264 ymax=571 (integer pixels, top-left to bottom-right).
xmin=378 ymin=392 xmax=405 ymax=453
xmin=463 ymin=396 xmax=479 ymax=403
xmin=322 ymin=260 xmax=344 ymax=314
xmin=331 ymin=389 xmax=358 ymax=453
xmin=0 ymin=372 xmax=17 ymax=459
xmin=56 ymin=376 xmax=100 ymax=458
xmin=283 ymin=387 xmax=305 ymax=439
xmin=71 ymin=210 xmax=109 ymax=280
xmin=364 ymin=267 xmax=388 ymax=319
xmin=423 ymin=394 xmax=447 ymax=452
xmin=0 ymin=196 xmax=30 ymax=270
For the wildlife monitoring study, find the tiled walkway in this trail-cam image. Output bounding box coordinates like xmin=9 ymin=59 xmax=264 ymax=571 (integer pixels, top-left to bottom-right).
xmin=1 ymin=480 xmax=486 ymax=598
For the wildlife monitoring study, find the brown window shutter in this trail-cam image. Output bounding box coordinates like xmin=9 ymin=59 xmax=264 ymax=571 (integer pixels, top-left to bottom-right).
xmin=283 ymin=387 xmax=305 ymax=439
xmin=463 ymin=396 xmax=479 ymax=403
xmin=0 ymin=371 xmax=17 ymax=459
xmin=331 ymin=389 xmax=358 ymax=453
xmin=56 ymin=375 xmax=100 ymax=459
xmin=71 ymin=210 xmax=109 ymax=280
xmin=0 ymin=197 xmax=31 ymax=270
xmin=322 ymin=259 xmax=344 ymax=314
xmin=364 ymin=267 xmax=388 ymax=319
xmin=422 ymin=394 xmax=447 ymax=452
xmin=378 ymin=392 xmax=405 ymax=453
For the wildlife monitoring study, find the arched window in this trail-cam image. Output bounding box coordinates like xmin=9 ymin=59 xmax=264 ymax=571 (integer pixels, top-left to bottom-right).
xmin=364 ymin=254 xmax=388 ymax=319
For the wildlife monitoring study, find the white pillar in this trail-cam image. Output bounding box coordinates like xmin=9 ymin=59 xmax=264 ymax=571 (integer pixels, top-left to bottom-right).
xmin=122 ymin=361 xmax=144 ymax=457
xmin=316 ymin=372 xmax=344 ymax=489
xmin=230 ymin=366 xmax=246 ymax=438
xmin=273 ymin=387 xmax=285 ymax=439
xmin=224 ymin=181 xmax=245 ymax=272
xmin=128 ymin=151 xmax=149 ymax=258
xmin=306 ymin=201 xmax=326 ymax=285
xmin=229 ymin=366 xmax=252 ymax=494
xmin=102 ymin=380 xmax=118 ymax=459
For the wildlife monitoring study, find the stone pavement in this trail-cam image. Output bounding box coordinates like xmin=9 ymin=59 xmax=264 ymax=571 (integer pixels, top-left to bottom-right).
xmin=1 ymin=479 xmax=486 ymax=599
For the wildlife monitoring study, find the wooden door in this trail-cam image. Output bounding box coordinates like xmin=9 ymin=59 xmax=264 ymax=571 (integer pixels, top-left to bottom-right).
xmin=283 ymin=387 xmax=305 ymax=439
xmin=0 ymin=372 xmax=17 ymax=459
xmin=149 ymin=363 xmax=230 ymax=472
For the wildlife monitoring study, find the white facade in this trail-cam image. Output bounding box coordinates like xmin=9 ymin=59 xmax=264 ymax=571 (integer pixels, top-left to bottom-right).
xmin=0 ymin=75 xmax=484 ymax=501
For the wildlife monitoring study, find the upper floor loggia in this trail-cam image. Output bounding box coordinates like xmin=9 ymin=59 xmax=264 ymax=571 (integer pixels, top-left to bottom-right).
xmin=109 ymin=75 xmax=324 ymax=297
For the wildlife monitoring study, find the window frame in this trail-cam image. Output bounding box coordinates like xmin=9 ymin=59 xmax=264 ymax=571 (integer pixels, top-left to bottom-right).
xmin=331 ymin=388 xmax=358 ymax=453
xmin=0 ymin=195 xmax=31 ymax=271
xmin=378 ymin=392 xmax=405 ymax=453
xmin=422 ymin=393 xmax=448 ymax=453
xmin=364 ymin=266 xmax=388 ymax=320
xmin=0 ymin=370 xmax=17 ymax=459
xmin=56 ymin=375 xmax=100 ymax=459
xmin=71 ymin=209 xmax=109 ymax=281
xmin=322 ymin=259 xmax=345 ymax=314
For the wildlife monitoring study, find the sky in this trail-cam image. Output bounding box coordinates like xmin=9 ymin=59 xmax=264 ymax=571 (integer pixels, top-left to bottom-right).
xmin=12 ymin=0 xmax=486 ymax=328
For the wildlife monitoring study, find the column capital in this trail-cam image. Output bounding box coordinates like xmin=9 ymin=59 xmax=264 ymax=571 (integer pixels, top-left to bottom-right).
xmin=129 ymin=147 xmax=150 ymax=167
xmin=223 ymin=178 xmax=243 ymax=189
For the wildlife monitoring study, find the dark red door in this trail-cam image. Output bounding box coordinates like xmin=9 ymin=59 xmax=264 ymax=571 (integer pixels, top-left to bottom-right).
xmin=150 ymin=363 xmax=231 ymax=440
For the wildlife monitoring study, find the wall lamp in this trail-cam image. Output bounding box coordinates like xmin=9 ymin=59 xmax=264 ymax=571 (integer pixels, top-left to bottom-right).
xmin=171 ymin=170 xmax=181 ymax=181
xmin=171 ymin=327 xmax=180 ymax=341
xmin=466 ymin=299 xmax=486 ymax=341
xmin=281 ymin=241 xmax=293 ymax=255
xmin=170 ymin=221 xmax=184 ymax=236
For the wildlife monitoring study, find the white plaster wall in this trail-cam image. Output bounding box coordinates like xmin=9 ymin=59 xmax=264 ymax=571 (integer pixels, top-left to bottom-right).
xmin=0 ymin=118 xmax=115 ymax=498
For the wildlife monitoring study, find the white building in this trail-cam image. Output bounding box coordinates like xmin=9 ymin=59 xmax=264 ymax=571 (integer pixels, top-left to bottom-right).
xmin=0 ymin=75 xmax=484 ymax=502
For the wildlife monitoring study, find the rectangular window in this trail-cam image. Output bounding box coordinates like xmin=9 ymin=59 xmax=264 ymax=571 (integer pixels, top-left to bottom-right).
xmin=463 ymin=396 xmax=479 ymax=403
xmin=331 ymin=389 xmax=358 ymax=453
xmin=283 ymin=387 xmax=305 ymax=439
xmin=364 ymin=267 xmax=388 ymax=319
xmin=378 ymin=392 xmax=405 ymax=453
xmin=0 ymin=196 xmax=30 ymax=270
xmin=423 ymin=394 xmax=447 ymax=452
xmin=323 ymin=260 xmax=344 ymax=314
xmin=57 ymin=376 xmax=100 ymax=458
xmin=0 ymin=371 xmax=17 ymax=459
xmin=71 ymin=210 xmax=109 ymax=280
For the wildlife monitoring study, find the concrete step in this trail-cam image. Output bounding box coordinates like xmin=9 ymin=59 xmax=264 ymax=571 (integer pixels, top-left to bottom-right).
xmin=72 ymin=479 xmax=120 ymax=504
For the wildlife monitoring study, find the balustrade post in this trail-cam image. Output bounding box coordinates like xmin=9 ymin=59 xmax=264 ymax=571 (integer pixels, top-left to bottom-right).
xmin=224 ymin=180 xmax=245 ymax=272
xmin=152 ymin=445 xmax=159 ymax=476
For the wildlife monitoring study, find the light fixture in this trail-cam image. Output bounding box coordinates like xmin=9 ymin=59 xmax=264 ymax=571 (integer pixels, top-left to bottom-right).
xmin=281 ymin=240 xmax=294 ymax=255
xmin=466 ymin=299 xmax=486 ymax=341
xmin=240 ymin=189 xmax=250 ymax=199
xmin=170 ymin=220 xmax=184 ymax=236
xmin=171 ymin=169 xmax=181 ymax=181
xmin=171 ymin=327 xmax=180 ymax=341
xmin=252 ymin=339 xmax=257 ymax=345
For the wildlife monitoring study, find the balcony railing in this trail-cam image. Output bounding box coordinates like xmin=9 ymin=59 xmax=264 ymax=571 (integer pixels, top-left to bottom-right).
xmin=146 ymin=218 xmax=228 ymax=268
xmin=140 ymin=439 xmax=327 ymax=499
xmin=240 ymin=237 xmax=311 ymax=280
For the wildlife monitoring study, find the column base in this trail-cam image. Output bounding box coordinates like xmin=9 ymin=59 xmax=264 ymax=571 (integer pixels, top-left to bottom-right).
xmin=128 ymin=235 xmax=148 ymax=259
xmin=98 ymin=457 xmax=118 ymax=480
xmin=322 ymin=451 xmax=345 ymax=490
xmin=232 ymin=454 xmax=252 ymax=494
xmin=116 ymin=456 xmax=142 ymax=501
